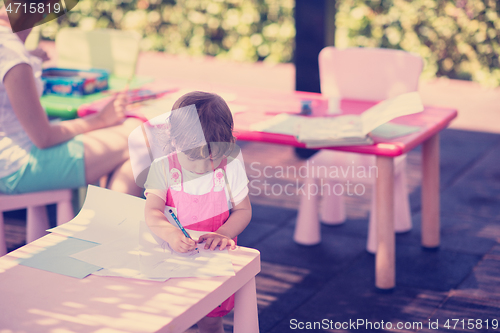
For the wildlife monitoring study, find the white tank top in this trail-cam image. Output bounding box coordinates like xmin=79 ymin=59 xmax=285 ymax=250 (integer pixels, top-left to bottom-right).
xmin=0 ymin=26 xmax=43 ymax=178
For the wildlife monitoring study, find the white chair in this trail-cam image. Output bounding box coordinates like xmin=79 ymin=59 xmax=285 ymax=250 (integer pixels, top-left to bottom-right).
xmin=294 ymin=47 xmax=423 ymax=253
xmin=0 ymin=189 xmax=74 ymax=256
xmin=55 ymin=28 xmax=142 ymax=79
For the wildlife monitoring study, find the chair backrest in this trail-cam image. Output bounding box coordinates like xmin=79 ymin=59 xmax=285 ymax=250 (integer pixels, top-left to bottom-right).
xmin=128 ymin=112 xmax=172 ymax=188
xmin=318 ymin=47 xmax=423 ymax=101
xmin=55 ymin=28 xmax=141 ymax=79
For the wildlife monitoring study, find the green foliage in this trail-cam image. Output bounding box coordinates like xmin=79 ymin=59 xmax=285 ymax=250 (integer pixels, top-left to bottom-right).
xmin=335 ymin=0 xmax=500 ymax=86
xmin=42 ymin=0 xmax=294 ymax=63
xmin=40 ymin=0 xmax=500 ymax=85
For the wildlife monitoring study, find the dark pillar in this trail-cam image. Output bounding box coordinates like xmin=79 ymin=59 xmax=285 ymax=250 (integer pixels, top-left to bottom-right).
xmin=294 ymin=0 xmax=336 ymax=93
xmin=294 ymin=0 xmax=336 ymax=158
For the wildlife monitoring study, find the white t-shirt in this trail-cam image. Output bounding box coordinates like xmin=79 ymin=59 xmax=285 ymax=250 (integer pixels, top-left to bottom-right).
xmin=144 ymin=152 xmax=249 ymax=210
xmin=0 ymin=26 xmax=43 ymax=178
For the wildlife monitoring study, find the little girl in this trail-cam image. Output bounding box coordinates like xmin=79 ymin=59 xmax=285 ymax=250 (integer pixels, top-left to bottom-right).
xmin=143 ymin=91 xmax=251 ymax=333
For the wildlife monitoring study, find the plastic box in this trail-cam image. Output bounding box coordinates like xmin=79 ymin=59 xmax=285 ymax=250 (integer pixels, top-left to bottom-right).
xmin=42 ymin=68 xmax=109 ymax=96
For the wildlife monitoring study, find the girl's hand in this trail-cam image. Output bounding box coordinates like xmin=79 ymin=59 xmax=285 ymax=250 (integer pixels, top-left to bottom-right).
xmin=98 ymin=91 xmax=128 ymax=128
xmin=198 ymin=232 xmax=236 ymax=251
xmin=166 ymin=229 xmax=197 ymax=253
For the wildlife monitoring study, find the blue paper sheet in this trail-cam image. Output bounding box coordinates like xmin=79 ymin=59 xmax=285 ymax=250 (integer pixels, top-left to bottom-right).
xmin=18 ymin=237 xmax=102 ymax=279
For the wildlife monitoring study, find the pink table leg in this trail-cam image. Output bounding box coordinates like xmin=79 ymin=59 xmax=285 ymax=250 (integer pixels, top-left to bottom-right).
xmin=422 ymin=133 xmax=440 ymax=248
xmin=375 ymin=156 xmax=395 ymax=290
xmin=234 ymin=276 xmax=259 ymax=333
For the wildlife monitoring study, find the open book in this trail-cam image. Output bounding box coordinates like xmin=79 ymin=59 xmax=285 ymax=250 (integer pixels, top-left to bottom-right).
xmin=250 ymin=92 xmax=424 ymax=147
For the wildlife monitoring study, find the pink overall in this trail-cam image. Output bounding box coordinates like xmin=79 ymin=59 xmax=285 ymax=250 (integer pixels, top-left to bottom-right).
xmin=165 ymin=153 xmax=234 ymax=317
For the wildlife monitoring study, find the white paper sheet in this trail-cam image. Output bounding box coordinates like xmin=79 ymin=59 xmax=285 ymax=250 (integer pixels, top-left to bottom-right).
xmin=249 ymin=113 xmax=301 ymax=136
xmin=298 ymin=92 xmax=423 ymax=141
xmin=47 ymin=185 xmax=145 ymax=244
xmin=70 ymin=234 xmax=148 ymax=279
xmin=360 ymin=91 xmax=424 ymax=134
xmin=138 ymin=223 xmax=235 ymax=279
xmin=63 ymin=186 xmax=234 ymax=280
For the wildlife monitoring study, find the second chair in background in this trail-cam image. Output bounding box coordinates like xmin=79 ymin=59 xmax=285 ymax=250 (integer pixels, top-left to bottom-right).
xmin=294 ymin=47 xmax=423 ymax=253
xmin=55 ymin=28 xmax=141 ymax=79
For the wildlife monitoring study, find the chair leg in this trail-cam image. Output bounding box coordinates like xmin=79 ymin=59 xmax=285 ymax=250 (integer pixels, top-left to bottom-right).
xmin=0 ymin=212 xmax=6 ymax=256
xmin=320 ymin=180 xmax=346 ymax=225
xmin=26 ymin=206 xmax=50 ymax=243
xmin=394 ymin=169 xmax=412 ymax=233
xmin=56 ymin=200 xmax=74 ymax=226
xmin=294 ymin=177 xmax=321 ymax=245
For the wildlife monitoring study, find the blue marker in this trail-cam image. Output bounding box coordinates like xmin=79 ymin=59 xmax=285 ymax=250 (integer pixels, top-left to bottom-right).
xmin=169 ymin=209 xmax=192 ymax=239
xmin=169 ymin=209 xmax=198 ymax=252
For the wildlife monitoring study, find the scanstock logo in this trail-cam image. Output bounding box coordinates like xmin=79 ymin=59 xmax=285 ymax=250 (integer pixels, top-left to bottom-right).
xmin=4 ymin=0 xmax=78 ymax=32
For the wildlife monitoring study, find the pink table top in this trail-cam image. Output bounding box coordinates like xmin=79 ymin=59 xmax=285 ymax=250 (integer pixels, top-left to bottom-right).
xmin=0 ymin=233 xmax=260 ymax=332
xmin=233 ymin=96 xmax=458 ymax=157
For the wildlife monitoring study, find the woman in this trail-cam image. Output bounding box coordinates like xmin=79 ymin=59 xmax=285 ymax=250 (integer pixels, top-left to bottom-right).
xmin=0 ymin=4 xmax=143 ymax=196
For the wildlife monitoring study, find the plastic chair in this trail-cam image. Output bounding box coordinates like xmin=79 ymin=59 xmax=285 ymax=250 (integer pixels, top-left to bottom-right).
xmin=55 ymin=28 xmax=142 ymax=79
xmin=0 ymin=189 xmax=74 ymax=256
xmin=294 ymin=47 xmax=423 ymax=253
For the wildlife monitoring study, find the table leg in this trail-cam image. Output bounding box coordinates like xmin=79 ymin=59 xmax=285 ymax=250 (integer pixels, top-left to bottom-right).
xmin=234 ymin=276 xmax=259 ymax=333
xmin=375 ymin=156 xmax=395 ymax=290
xmin=422 ymin=133 xmax=440 ymax=248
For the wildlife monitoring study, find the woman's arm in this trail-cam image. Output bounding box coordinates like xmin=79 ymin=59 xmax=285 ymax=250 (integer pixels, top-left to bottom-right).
xmin=198 ymin=195 xmax=252 ymax=250
xmin=4 ymin=63 xmax=125 ymax=149
xmin=144 ymin=193 xmax=197 ymax=253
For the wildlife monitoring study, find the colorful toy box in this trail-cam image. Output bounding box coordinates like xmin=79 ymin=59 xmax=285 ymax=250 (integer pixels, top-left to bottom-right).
xmin=42 ymin=68 xmax=109 ymax=97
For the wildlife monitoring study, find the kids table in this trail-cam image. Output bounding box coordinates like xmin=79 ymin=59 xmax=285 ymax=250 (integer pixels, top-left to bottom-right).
xmin=0 ymin=233 xmax=261 ymax=333
xmin=232 ymin=97 xmax=458 ymax=290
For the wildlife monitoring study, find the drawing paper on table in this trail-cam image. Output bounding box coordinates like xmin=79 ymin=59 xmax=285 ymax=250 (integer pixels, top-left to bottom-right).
xmin=72 ymin=236 xmax=168 ymax=281
xmin=18 ymin=237 xmax=101 ymax=279
xmin=360 ymin=92 xmax=424 ymax=133
xmin=297 ymin=92 xmax=423 ymax=142
xmin=250 ymin=92 xmax=423 ymax=146
xmin=47 ymin=185 xmax=145 ymax=244
xmin=249 ymin=113 xmax=302 ymax=136
xmin=297 ymin=115 xmax=364 ymax=141
xmin=139 ymin=222 xmax=235 ymax=279
xmin=370 ymin=123 xmax=421 ymax=139
xmin=70 ymin=233 xmax=145 ymax=277
xmin=50 ymin=185 xmax=234 ymax=280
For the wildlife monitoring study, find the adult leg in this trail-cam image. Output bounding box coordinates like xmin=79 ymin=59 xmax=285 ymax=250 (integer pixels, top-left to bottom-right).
xmin=81 ymin=118 xmax=142 ymax=194
xmin=107 ymin=159 xmax=143 ymax=197
xmin=197 ymin=316 xmax=224 ymax=333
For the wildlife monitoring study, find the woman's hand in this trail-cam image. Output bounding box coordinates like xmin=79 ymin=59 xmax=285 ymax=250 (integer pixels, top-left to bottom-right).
xmin=165 ymin=229 xmax=198 ymax=253
xmin=198 ymin=232 xmax=236 ymax=251
xmin=97 ymin=91 xmax=128 ymax=128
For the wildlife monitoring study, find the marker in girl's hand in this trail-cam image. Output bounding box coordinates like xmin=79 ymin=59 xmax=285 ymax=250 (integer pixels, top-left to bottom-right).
xmin=169 ymin=209 xmax=198 ymax=252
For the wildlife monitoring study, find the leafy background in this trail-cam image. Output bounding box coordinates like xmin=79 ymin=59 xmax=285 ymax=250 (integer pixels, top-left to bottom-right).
xmin=335 ymin=0 xmax=500 ymax=86
xmin=38 ymin=0 xmax=500 ymax=86
xmin=41 ymin=0 xmax=295 ymax=63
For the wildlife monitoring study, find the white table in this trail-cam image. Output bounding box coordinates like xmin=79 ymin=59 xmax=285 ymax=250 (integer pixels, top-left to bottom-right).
xmin=0 ymin=234 xmax=261 ymax=333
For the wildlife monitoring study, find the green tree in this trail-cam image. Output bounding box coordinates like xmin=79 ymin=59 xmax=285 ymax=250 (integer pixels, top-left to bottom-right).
xmin=335 ymin=0 xmax=500 ymax=86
